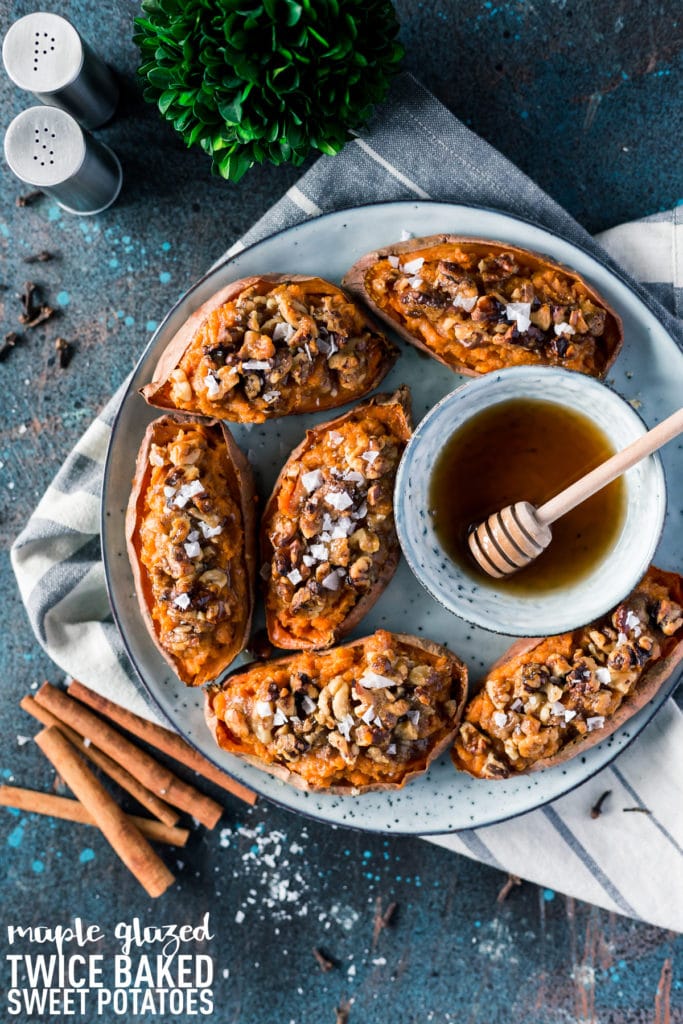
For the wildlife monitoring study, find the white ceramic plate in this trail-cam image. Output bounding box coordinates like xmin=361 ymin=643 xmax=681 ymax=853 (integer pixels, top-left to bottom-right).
xmin=102 ymin=201 xmax=683 ymax=834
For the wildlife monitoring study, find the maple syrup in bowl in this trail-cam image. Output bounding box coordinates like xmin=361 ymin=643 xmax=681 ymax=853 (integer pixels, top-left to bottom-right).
xmin=429 ymin=398 xmax=626 ymax=595
xmin=394 ymin=367 xmax=666 ymax=636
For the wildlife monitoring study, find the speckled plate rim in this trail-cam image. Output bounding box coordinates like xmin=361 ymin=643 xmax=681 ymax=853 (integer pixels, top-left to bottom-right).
xmin=101 ymin=199 xmax=683 ymax=835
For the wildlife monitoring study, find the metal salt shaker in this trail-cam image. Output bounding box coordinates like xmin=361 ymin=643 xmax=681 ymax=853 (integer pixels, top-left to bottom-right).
xmin=2 ymin=11 xmax=119 ymax=129
xmin=4 ymin=106 xmax=122 ymax=215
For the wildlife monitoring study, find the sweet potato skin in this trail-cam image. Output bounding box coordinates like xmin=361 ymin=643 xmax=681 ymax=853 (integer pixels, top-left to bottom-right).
xmin=261 ymin=387 xmax=412 ymax=650
xmin=125 ymin=415 xmax=257 ymax=686
xmin=343 ymin=235 xmax=623 ymax=378
xmin=451 ymin=567 xmax=683 ymax=777
xmin=204 ymin=631 xmax=468 ymax=794
xmin=140 ymin=274 xmax=398 ymax=422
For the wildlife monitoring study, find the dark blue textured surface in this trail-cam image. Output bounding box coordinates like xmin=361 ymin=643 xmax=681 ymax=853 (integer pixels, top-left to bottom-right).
xmin=1 ymin=1 xmax=682 ymax=1021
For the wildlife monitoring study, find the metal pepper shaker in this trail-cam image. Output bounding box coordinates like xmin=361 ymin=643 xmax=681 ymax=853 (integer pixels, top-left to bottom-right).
xmin=4 ymin=106 xmax=122 ymax=215
xmin=2 ymin=12 xmax=119 ymax=130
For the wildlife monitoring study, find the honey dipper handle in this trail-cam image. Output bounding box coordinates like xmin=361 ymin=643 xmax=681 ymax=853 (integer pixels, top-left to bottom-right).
xmin=537 ymin=406 xmax=683 ymax=527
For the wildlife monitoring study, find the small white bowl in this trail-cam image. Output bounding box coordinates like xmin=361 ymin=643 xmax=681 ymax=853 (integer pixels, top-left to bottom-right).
xmin=394 ymin=366 xmax=666 ymax=636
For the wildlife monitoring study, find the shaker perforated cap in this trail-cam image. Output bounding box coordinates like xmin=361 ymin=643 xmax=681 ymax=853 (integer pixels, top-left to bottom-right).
xmin=4 ymin=106 xmax=122 ymax=215
xmin=3 ymin=12 xmax=118 ymax=129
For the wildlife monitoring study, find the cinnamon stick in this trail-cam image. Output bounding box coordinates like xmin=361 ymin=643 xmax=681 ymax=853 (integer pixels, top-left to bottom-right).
xmin=35 ymin=684 xmax=222 ymax=829
xmin=67 ymin=679 xmax=257 ymax=806
xmin=21 ymin=696 xmax=179 ymax=827
xmin=0 ymin=785 xmax=189 ymax=847
xmin=34 ymin=727 xmax=175 ymax=897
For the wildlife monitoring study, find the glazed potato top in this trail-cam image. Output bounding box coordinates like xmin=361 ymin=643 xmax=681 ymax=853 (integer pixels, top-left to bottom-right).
xmin=364 ymin=243 xmax=614 ymax=376
xmin=452 ymin=569 xmax=683 ymax=778
xmin=162 ymin=279 xmax=394 ymax=421
xmin=137 ymin=423 xmax=250 ymax=683
xmin=208 ymin=631 xmax=464 ymax=790
xmin=263 ymin=398 xmax=409 ymax=647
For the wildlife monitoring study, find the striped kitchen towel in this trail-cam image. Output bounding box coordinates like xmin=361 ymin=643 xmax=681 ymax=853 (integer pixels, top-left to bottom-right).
xmin=10 ymin=75 xmax=683 ymax=931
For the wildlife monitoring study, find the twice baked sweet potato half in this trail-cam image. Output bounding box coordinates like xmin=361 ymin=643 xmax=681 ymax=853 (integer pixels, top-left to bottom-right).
xmin=343 ymin=236 xmax=623 ymax=378
xmin=261 ymin=387 xmax=412 ymax=650
xmin=452 ymin=567 xmax=683 ymax=778
xmin=205 ymin=629 xmax=468 ymax=792
xmin=141 ymin=275 xmax=398 ymax=422
xmin=126 ymin=416 xmax=257 ymax=686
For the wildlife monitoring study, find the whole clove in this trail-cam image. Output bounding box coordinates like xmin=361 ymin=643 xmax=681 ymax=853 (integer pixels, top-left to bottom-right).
xmin=23 ymin=251 xmax=54 ymax=264
xmin=312 ymin=947 xmax=335 ymax=973
xmin=16 ymin=190 xmax=43 ymax=208
xmin=335 ymin=1000 xmax=350 ymax=1024
xmin=590 ymin=790 xmax=612 ymax=819
xmin=372 ymin=897 xmax=398 ymax=948
xmin=623 ymin=806 xmax=651 ymax=814
xmin=22 ymin=304 xmax=56 ymax=328
xmin=17 ymin=281 xmax=56 ymax=329
xmin=18 ymin=281 xmax=37 ymax=318
xmin=0 ymin=332 xmax=23 ymax=363
xmin=496 ymin=873 xmax=522 ymax=903
xmin=55 ymin=337 xmax=73 ymax=369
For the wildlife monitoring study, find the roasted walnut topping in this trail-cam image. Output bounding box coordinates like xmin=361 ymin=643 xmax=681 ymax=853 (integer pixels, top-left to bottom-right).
xmin=262 ymin=391 xmax=411 ymax=650
xmin=452 ymin=570 xmax=683 ymax=778
xmin=360 ymin=241 xmax=619 ymax=377
xmin=147 ymin=278 xmax=396 ymax=422
xmin=208 ymin=631 xmax=466 ymax=790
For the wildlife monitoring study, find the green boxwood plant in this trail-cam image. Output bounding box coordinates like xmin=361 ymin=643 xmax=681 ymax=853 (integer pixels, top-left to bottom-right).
xmin=134 ymin=0 xmax=404 ymax=181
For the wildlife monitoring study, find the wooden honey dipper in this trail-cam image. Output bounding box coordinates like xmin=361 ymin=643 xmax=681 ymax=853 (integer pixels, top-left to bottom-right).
xmin=468 ymin=406 xmax=683 ymax=579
